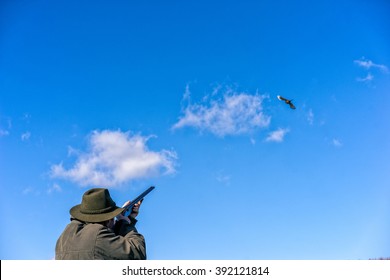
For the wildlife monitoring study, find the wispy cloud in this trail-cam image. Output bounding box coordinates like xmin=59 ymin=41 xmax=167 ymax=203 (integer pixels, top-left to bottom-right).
xmin=356 ymin=73 xmax=374 ymax=82
xmin=265 ymin=128 xmax=290 ymax=143
xmin=172 ymin=86 xmax=271 ymax=137
xmin=47 ymin=183 xmax=62 ymax=194
xmin=22 ymin=113 xmax=31 ymax=122
xmin=22 ymin=187 xmax=41 ymax=196
xmin=50 ymin=130 xmax=177 ymax=187
xmin=332 ymin=138 xmax=343 ymax=148
xmin=22 ymin=187 xmax=34 ymax=195
xmin=307 ymin=109 xmax=314 ymax=125
xmin=216 ymin=170 xmax=231 ymax=186
xmin=0 ymin=116 xmax=12 ymax=137
xmin=21 ymin=131 xmax=31 ymax=141
xmin=354 ymin=57 xmax=389 ymax=72
xmin=354 ymin=57 xmax=388 ymax=83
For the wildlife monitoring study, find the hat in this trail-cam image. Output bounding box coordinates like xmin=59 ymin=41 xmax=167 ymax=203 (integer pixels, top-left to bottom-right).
xmin=70 ymin=188 xmax=124 ymax=223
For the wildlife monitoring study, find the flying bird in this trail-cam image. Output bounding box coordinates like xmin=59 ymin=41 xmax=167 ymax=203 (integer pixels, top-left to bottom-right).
xmin=277 ymin=95 xmax=296 ymax=110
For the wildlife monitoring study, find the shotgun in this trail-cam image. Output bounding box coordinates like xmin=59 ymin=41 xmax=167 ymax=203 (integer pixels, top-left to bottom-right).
xmin=122 ymin=186 xmax=155 ymax=216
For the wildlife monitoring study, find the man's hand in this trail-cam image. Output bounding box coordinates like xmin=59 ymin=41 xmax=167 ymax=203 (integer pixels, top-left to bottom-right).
xmin=122 ymin=199 xmax=143 ymax=219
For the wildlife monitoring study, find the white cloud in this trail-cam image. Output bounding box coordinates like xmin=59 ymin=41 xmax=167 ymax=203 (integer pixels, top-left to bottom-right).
xmin=307 ymin=109 xmax=314 ymax=125
xmin=0 ymin=116 xmax=12 ymax=137
xmin=47 ymin=183 xmax=62 ymax=194
xmin=22 ymin=187 xmax=34 ymax=195
xmin=265 ymin=128 xmax=290 ymax=143
xmin=21 ymin=131 xmax=31 ymax=141
xmin=216 ymin=170 xmax=231 ymax=186
xmin=332 ymin=138 xmax=343 ymax=148
xmin=50 ymin=130 xmax=177 ymax=187
xmin=354 ymin=57 xmax=388 ymax=72
xmin=354 ymin=57 xmax=388 ymax=83
xmin=22 ymin=187 xmax=40 ymax=196
xmin=172 ymin=87 xmax=271 ymax=137
xmin=183 ymin=84 xmax=191 ymax=101
xmin=356 ymin=73 xmax=374 ymax=82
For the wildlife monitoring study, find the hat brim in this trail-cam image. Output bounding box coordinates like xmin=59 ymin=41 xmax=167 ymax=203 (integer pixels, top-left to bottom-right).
xmin=70 ymin=204 xmax=124 ymax=223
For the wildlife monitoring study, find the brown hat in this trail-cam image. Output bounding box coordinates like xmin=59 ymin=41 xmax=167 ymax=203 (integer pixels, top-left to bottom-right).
xmin=70 ymin=188 xmax=124 ymax=222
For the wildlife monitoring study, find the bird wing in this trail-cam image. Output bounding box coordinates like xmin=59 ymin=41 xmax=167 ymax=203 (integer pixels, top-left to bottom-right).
xmin=289 ymin=102 xmax=296 ymax=109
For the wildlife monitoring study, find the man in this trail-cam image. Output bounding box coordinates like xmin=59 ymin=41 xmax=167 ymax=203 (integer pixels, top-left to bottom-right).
xmin=55 ymin=188 xmax=146 ymax=260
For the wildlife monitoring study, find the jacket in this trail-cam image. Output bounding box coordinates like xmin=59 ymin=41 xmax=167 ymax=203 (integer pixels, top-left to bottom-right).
xmin=55 ymin=218 xmax=146 ymax=260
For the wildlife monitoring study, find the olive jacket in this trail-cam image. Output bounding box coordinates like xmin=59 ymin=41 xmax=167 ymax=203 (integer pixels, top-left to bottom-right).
xmin=55 ymin=217 xmax=146 ymax=260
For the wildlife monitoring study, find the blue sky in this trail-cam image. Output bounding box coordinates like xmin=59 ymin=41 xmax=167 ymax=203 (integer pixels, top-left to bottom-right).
xmin=1 ymin=0 xmax=389 ymax=260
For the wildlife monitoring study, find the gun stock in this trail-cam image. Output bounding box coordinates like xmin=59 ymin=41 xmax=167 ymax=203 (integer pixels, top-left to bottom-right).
xmin=123 ymin=186 xmax=155 ymax=216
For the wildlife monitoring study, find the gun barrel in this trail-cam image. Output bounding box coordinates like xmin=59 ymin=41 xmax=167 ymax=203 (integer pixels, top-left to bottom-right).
xmin=123 ymin=186 xmax=155 ymax=216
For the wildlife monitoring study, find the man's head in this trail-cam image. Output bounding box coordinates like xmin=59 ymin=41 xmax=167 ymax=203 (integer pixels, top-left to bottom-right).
xmin=70 ymin=188 xmax=124 ymax=223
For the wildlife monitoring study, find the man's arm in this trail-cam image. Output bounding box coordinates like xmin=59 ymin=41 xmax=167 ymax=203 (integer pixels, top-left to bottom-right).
xmin=96 ymin=221 xmax=146 ymax=260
